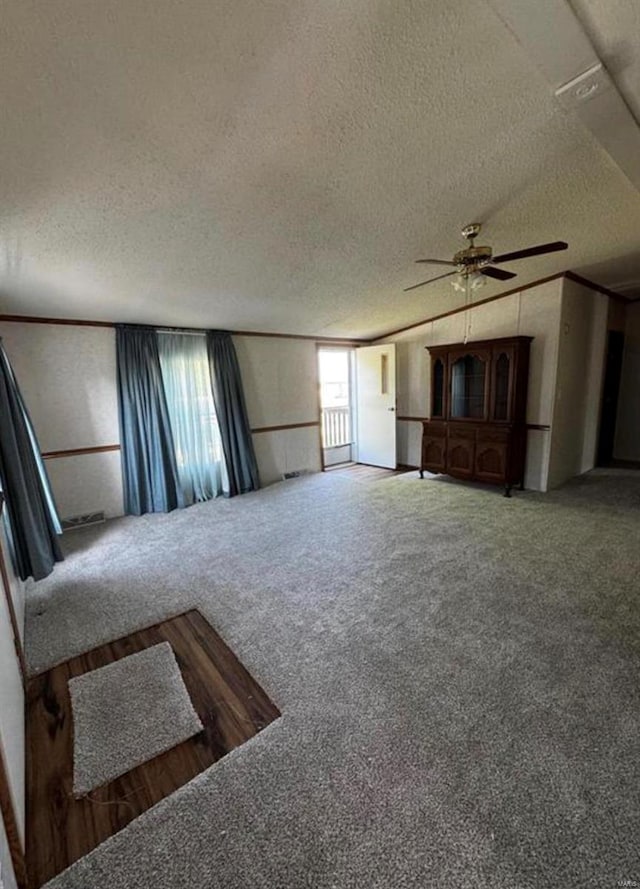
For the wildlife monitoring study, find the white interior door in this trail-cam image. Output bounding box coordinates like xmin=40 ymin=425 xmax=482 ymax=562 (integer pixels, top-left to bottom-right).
xmin=355 ymin=344 xmax=397 ymax=468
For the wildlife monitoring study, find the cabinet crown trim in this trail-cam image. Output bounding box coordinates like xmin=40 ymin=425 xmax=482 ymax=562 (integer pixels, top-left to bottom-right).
xmin=424 ymin=335 xmax=533 ymax=353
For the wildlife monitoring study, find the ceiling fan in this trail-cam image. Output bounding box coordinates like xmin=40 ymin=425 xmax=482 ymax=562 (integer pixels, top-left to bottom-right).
xmin=404 ymin=224 xmax=568 ymax=292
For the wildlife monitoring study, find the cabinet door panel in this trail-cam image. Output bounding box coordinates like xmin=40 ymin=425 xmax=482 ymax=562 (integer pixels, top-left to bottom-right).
xmin=421 ymin=422 xmax=446 ymax=473
xmin=475 ymin=441 xmax=507 ymax=483
xmin=422 ymin=437 xmax=446 ymax=473
xmin=447 ymin=437 xmax=475 ymax=478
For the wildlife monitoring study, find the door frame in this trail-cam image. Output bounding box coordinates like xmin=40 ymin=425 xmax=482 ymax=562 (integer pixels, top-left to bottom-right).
xmin=0 ymin=524 xmax=27 ymax=889
xmin=315 ymin=344 xmax=357 ymax=472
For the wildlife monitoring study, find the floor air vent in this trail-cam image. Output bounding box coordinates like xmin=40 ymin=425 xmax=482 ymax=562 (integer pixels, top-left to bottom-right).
xmin=282 ymin=469 xmax=313 ymax=480
xmin=62 ymin=511 xmax=106 ymax=531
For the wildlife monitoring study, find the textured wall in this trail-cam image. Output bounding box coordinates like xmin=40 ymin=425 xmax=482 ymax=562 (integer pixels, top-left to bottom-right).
xmin=0 ymin=322 xmax=123 ymax=519
xmin=0 ymin=323 xmax=118 ymax=451
xmin=45 ymin=452 xmax=124 ymax=520
xmin=547 ymin=280 xmax=608 ymax=489
xmin=234 ymin=336 xmax=321 ymax=485
xmin=235 ymin=336 xmax=318 ymax=428
xmin=379 ymin=278 xmax=564 ymax=491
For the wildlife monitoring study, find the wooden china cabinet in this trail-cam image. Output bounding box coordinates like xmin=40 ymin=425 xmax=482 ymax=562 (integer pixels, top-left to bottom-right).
xmin=420 ymin=336 xmax=532 ymax=496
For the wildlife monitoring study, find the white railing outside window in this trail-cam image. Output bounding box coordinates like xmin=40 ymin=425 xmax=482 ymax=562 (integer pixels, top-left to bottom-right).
xmin=321 ymin=406 xmax=352 ymax=449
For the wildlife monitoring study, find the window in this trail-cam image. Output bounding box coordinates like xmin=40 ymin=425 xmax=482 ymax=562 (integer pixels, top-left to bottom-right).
xmin=157 ymin=333 xmax=228 ymax=503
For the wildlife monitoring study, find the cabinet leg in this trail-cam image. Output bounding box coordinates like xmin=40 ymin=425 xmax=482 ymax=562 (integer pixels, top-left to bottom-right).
xmin=504 ymin=484 xmax=512 ymax=498
xmin=419 ymin=469 xmax=424 ymax=479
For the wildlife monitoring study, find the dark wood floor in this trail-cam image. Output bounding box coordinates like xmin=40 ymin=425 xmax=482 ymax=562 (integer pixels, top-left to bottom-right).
xmin=27 ymin=610 xmax=280 ymax=888
xmin=325 ymin=462 xmax=413 ymax=481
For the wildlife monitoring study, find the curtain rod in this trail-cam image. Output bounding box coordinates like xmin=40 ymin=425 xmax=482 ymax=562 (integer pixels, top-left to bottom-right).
xmin=156 ymin=328 xmax=206 ymax=336
xmin=118 ymin=323 xmax=230 ymax=336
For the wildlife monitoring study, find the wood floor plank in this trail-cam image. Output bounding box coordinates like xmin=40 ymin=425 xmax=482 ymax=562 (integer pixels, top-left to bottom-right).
xmin=326 ymin=462 xmax=408 ymax=481
xmin=27 ymin=610 xmax=280 ymax=888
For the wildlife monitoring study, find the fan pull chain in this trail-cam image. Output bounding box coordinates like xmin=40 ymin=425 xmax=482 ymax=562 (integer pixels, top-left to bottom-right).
xmin=463 ymin=277 xmax=472 ymax=344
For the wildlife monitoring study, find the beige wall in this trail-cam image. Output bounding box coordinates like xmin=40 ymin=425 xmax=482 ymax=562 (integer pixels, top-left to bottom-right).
xmin=0 ymin=322 xmax=123 ymax=519
xmin=546 ymin=279 xmax=608 ymax=489
xmin=0 ymin=323 xmax=325 ymax=514
xmin=234 ymin=336 xmax=322 ymax=485
xmin=615 ymin=301 xmax=640 ymax=461
xmin=378 ymin=278 xmax=564 ymax=491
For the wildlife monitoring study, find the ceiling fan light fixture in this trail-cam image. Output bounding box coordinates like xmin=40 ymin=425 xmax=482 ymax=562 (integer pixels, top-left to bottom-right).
xmin=451 ymin=269 xmax=486 ymax=292
xmin=470 ymin=270 xmax=486 ymax=290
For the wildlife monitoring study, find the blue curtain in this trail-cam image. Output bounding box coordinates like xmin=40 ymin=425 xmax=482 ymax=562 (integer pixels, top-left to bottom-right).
xmin=206 ymin=331 xmax=259 ymax=497
xmin=157 ymin=333 xmax=228 ymax=503
xmin=0 ymin=339 xmax=63 ymax=581
xmin=116 ymin=326 xmax=184 ymax=515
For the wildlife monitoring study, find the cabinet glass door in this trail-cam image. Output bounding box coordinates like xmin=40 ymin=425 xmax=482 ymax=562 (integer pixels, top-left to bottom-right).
xmin=494 ymin=352 xmax=510 ymax=420
xmin=490 ymin=346 xmax=517 ymax=422
xmin=451 ymin=354 xmax=487 ymax=419
xmin=432 ymin=358 xmax=445 ymax=417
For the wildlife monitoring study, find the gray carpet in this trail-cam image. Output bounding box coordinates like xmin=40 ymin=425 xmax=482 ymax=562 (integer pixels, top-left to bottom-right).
xmin=69 ymin=642 xmax=203 ymax=796
xmin=26 ymin=468 xmax=640 ymax=888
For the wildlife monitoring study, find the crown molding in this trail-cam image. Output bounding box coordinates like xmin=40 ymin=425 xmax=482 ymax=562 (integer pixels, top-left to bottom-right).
xmin=0 ymin=269 xmax=631 ymax=345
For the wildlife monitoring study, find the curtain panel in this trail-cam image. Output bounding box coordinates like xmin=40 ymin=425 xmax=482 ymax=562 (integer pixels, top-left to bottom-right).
xmin=0 ymin=339 xmax=63 ymax=581
xmin=206 ymin=331 xmax=259 ymax=497
xmin=116 ymin=326 xmax=184 ymax=515
xmin=157 ymin=333 xmax=228 ymax=503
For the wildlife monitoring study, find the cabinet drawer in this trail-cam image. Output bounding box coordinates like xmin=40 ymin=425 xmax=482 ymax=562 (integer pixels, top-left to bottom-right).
xmin=447 ymin=423 xmax=476 ymax=441
xmin=478 ymin=426 xmax=510 ymax=444
xmin=422 ymin=421 xmax=446 ymax=438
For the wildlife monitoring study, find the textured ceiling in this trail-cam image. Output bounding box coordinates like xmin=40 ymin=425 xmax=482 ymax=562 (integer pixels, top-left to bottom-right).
xmin=570 ymin=0 xmax=640 ymax=121
xmin=1 ymin=0 xmax=640 ymax=337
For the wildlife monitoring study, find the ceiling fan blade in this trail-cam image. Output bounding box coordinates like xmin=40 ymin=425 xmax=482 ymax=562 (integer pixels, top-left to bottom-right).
xmin=492 ymin=241 xmax=568 ymax=264
xmin=415 ymin=258 xmax=458 ymax=266
xmin=404 ymin=271 xmax=456 ymax=292
xmin=481 ymin=266 xmax=517 ymax=281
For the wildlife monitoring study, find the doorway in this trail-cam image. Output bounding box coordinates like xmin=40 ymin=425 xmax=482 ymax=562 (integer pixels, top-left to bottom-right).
xmin=597 ymin=330 xmax=624 ymax=466
xmin=318 ymin=348 xmax=354 ymax=468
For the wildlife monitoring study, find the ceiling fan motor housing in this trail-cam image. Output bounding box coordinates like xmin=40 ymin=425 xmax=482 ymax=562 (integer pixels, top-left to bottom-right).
xmin=455 ymin=223 xmax=492 ymax=271
xmin=453 ymin=245 xmax=493 ymax=269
